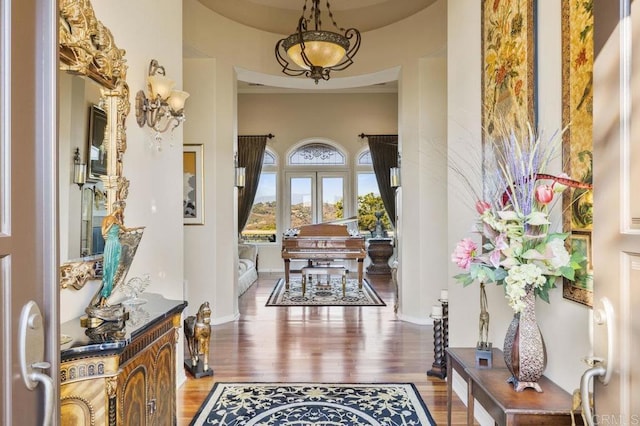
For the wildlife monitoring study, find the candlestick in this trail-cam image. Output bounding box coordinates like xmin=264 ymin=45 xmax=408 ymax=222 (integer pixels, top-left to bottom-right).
xmin=431 ymin=305 xmax=443 ymax=318
xmin=440 ymin=289 xmax=448 ymax=301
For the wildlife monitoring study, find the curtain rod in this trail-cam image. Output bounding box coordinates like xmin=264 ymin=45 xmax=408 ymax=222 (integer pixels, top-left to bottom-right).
xmin=239 ymin=133 xmax=275 ymax=139
xmin=358 ymin=133 xmax=397 ymax=138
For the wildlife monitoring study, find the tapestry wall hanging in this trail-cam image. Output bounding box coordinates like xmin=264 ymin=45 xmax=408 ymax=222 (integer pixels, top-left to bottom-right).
xmin=561 ymin=0 xmax=594 ymax=307
xmin=481 ymin=0 xmax=536 ymax=140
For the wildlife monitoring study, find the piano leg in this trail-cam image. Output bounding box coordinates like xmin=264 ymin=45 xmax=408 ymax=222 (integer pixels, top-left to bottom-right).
xmin=357 ymin=259 xmax=364 ymax=288
xmin=284 ymin=259 xmax=291 ymax=289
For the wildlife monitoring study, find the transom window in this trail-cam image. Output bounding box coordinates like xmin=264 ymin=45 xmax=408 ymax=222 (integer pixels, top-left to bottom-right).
xmin=288 ymin=143 xmax=345 ymax=165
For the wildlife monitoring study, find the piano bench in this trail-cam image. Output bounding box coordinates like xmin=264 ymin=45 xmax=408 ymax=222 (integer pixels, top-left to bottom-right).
xmin=301 ymin=266 xmax=348 ymax=298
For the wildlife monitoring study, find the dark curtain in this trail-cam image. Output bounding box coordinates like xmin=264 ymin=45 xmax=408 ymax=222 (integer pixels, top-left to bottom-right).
xmin=237 ymin=135 xmax=268 ymax=233
xmin=367 ymin=135 xmax=398 ymax=228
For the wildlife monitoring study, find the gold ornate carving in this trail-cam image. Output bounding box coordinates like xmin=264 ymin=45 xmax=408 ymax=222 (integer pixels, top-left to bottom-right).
xmin=105 ymin=376 xmax=118 ymax=398
xmin=59 ymin=0 xmax=131 ymax=290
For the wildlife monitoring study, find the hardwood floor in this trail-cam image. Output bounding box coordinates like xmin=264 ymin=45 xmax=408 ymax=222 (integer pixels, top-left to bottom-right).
xmin=177 ymin=272 xmax=471 ymax=425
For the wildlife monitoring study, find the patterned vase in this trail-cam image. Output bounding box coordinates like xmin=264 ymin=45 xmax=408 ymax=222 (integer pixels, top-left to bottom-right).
xmin=502 ymin=285 xmax=547 ymax=392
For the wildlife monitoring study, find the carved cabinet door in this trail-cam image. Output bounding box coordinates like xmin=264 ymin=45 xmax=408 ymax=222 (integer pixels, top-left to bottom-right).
xmin=121 ymin=365 xmax=149 ymax=425
xmin=151 ymin=342 xmax=176 ymax=426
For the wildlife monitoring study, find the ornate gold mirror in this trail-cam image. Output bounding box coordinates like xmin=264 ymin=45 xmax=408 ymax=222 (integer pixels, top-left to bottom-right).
xmin=59 ymin=0 xmax=130 ymax=289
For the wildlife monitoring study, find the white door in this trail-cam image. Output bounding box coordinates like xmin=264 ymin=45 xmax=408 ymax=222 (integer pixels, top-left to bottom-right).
xmin=0 ymin=0 xmax=58 ymax=424
xmin=587 ymin=0 xmax=640 ymax=422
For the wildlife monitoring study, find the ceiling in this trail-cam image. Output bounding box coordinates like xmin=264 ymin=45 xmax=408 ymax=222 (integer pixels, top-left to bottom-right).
xmin=197 ymin=0 xmax=438 ymax=35
xmin=195 ymin=0 xmax=435 ymax=93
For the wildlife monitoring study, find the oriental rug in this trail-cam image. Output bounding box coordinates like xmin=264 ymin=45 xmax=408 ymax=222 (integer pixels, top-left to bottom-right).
xmin=189 ymin=382 xmax=435 ymax=426
xmin=265 ymin=277 xmax=385 ymax=307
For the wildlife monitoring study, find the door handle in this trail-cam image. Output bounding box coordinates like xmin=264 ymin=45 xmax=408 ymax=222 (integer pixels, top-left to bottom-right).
xmin=18 ymin=301 xmax=54 ymax=426
xmin=579 ymin=297 xmax=615 ymax=426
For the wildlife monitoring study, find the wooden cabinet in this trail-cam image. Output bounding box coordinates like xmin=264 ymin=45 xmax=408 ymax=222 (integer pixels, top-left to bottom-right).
xmin=60 ymin=294 xmax=187 ymax=425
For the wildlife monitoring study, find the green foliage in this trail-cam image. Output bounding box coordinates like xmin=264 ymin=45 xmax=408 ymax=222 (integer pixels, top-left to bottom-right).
xmin=357 ymin=193 xmax=391 ymax=231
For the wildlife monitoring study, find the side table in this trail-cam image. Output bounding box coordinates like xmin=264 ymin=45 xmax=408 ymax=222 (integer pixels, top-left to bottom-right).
xmin=446 ymin=347 xmax=582 ymax=425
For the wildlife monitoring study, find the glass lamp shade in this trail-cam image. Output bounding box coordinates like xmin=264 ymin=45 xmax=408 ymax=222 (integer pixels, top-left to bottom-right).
xmin=285 ymin=31 xmax=349 ymax=69
xmin=74 ymin=163 xmax=86 ymax=186
xmin=390 ymin=167 xmax=401 ymax=188
xmin=235 ymin=167 xmax=246 ymax=188
xmin=167 ymin=90 xmax=190 ymax=113
xmin=147 ymin=74 xmax=175 ymax=100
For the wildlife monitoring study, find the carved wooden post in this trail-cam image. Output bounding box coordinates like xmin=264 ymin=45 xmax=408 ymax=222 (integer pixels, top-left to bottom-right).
xmin=427 ymin=303 xmax=447 ymax=379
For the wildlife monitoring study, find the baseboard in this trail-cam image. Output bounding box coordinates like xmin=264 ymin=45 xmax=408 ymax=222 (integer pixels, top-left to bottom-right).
xmin=396 ymin=313 xmax=433 ymax=325
xmin=211 ymin=312 xmax=240 ymax=325
xmin=451 ymin=370 xmax=494 ymax=426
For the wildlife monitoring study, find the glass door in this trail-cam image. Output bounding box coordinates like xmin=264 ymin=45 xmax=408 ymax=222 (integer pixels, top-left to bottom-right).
xmin=286 ymin=172 xmax=346 ymax=228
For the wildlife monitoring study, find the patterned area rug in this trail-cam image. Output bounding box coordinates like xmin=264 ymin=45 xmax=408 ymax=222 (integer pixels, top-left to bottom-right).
xmin=189 ymin=382 xmax=435 ymax=426
xmin=265 ymin=277 xmax=385 ymax=307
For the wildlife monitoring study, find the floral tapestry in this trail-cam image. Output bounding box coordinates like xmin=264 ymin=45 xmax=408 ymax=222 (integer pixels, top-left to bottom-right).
xmin=561 ymin=0 xmax=593 ymax=307
xmin=482 ymin=0 xmax=536 ymax=139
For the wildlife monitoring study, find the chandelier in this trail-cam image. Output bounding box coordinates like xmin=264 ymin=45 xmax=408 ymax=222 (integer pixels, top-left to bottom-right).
xmin=275 ymin=0 xmax=361 ymax=84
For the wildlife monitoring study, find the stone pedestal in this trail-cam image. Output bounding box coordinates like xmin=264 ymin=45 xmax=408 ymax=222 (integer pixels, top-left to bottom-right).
xmin=366 ymin=238 xmax=394 ymax=275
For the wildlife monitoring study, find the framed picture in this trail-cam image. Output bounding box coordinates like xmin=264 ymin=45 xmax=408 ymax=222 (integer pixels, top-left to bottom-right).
xmin=87 ymin=104 xmax=108 ymax=181
xmin=561 ymin=0 xmax=593 ymax=306
xmin=481 ymin=0 xmax=536 ymax=139
xmin=183 ymin=144 xmax=204 ymax=225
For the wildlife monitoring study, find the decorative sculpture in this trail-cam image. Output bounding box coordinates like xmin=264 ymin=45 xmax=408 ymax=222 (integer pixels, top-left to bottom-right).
xmin=184 ymin=301 xmax=213 ymax=378
xmin=81 ymin=204 xmax=144 ymax=328
xmin=476 ymin=282 xmax=493 ymax=367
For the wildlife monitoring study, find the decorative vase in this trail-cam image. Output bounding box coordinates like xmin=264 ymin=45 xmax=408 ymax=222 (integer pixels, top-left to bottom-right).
xmin=503 ymin=285 xmax=547 ymax=392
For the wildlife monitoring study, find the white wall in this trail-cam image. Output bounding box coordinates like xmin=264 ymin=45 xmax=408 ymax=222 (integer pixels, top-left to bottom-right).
xmin=447 ymin=0 xmax=591 ymax=402
xmin=59 ymin=0 xmax=187 ymax=383
xmin=182 ymin=0 xmax=449 ymax=325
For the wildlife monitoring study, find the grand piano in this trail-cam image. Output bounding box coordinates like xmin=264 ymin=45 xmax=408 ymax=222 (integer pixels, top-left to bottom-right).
xmin=281 ymin=222 xmax=366 ymax=286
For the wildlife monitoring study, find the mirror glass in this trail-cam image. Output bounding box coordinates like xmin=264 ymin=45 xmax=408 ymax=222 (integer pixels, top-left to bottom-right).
xmin=59 ymin=72 xmax=108 ymax=260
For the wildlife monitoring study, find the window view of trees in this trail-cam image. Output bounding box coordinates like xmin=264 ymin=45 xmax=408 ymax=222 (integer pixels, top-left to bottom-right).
xmin=242 ymin=172 xmax=277 ymax=242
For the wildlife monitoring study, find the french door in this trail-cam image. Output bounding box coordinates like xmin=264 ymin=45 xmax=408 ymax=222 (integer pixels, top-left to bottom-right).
xmin=285 ymin=171 xmax=348 ymax=228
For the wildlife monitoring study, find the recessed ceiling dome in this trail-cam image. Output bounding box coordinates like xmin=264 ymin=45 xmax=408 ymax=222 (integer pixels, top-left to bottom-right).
xmin=197 ymin=0 xmax=438 ymax=34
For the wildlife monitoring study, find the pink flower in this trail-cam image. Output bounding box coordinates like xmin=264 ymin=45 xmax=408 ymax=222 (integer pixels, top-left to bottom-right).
xmin=452 ymin=238 xmax=478 ymax=270
xmin=475 ymin=200 xmax=491 ymax=215
xmin=535 ymin=184 xmax=554 ymax=205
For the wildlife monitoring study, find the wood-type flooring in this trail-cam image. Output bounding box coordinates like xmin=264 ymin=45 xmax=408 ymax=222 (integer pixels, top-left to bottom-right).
xmin=177 ymin=272 xmax=471 ymax=425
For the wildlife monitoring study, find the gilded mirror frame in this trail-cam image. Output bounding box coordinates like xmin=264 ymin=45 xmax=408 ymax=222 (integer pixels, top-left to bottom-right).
xmin=59 ymin=0 xmax=130 ymax=289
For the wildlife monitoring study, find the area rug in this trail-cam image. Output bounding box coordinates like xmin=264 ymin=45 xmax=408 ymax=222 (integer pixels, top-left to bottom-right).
xmin=189 ymin=382 xmax=435 ymax=426
xmin=265 ymin=277 xmax=385 ymax=307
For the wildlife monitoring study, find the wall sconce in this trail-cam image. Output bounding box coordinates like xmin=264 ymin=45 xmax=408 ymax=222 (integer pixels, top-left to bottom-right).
xmin=73 ymin=147 xmax=86 ymax=189
xmin=135 ymin=59 xmax=190 ymax=134
xmin=234 ymin=153 xmax=245 ymax=188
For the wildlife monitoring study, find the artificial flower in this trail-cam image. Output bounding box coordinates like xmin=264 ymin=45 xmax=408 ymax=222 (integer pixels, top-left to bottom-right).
xmin=451 ymin=120 xmax=587 ymax=313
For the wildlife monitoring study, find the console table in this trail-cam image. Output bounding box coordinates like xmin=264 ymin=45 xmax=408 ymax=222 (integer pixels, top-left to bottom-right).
xmin=60 ymin=293 xmax=187 ymax=425
xmin=446 ymin=347 xmax=582 ymax=425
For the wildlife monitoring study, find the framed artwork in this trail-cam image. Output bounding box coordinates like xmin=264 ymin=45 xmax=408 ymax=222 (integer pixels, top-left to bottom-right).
xmin=183 ymin=144 xmax=204 ymax=225
xmin=561 ymin=0 xmax=593 ymax=307
xmin=87 ymin=104 xmax=108 ymax=181
xmin=481 ymin=0 xmax=536 ymax=139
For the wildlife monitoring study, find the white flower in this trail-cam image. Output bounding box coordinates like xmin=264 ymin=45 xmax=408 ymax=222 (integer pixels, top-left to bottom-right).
xmin=546 ymin=238 xmax=571 ymax=269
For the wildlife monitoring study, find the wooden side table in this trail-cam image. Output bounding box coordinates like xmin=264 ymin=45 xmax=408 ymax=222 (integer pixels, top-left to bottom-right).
xmin=447 ymin=347 xmax=501 ymax=425
xmin=446 ymin=347 xmax=581 ymax=425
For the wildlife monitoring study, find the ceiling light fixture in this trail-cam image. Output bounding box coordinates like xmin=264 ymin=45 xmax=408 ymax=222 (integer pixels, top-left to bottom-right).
xmin=275 ymin=0 xmax=361 ymax=84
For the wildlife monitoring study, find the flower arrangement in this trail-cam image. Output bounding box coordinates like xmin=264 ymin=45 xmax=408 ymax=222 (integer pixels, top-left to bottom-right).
xmin=451 ymin=121 xmax=589 ymax=313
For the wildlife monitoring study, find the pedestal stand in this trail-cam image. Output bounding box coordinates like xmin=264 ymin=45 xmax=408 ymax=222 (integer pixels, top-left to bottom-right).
xmin=184 ymin=359 xmax=214 ymax=379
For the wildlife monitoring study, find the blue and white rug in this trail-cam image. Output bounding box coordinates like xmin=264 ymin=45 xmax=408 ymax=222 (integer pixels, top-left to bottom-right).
xmin=266 ymin=278 xmax=385 ymax=307
xmin=189 ymin=382 xmax=435 ymax=425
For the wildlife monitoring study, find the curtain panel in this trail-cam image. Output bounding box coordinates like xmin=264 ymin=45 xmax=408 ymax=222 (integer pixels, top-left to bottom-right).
xmin=366 ymin=135 xmax=398 ymax=228
xmin=237 ymin=135 xmax=268 ymax=233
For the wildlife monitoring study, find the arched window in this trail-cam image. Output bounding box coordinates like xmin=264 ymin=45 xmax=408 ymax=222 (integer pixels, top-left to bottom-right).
xmin=355 ymin=148 xmax=392 ymax=235
xmin=242 ymin=148 xmax=278 ymax=243
xmin=288 ymin=143 xmax=345 ymax=165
